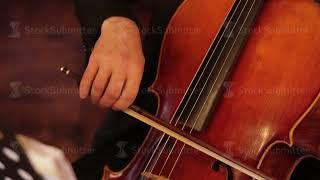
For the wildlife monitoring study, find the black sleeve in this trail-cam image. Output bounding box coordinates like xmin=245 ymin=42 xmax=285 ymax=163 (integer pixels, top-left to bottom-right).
xmin=74 ymin=0 xmax=135 ymax=28
xmin=73 ymin=0 xmax=137 ymax=63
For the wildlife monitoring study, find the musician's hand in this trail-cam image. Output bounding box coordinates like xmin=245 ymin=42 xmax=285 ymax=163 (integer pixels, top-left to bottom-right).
xmin=79 ymin=17 xmax=145 ymax=111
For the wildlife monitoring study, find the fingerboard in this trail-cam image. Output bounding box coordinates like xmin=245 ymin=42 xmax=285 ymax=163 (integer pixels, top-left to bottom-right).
xmin=175 ymin=0 xmax=264 ymax=131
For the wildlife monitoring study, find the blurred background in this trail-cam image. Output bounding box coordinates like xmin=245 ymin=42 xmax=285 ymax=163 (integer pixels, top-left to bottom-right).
xmin=1 ymin=0 xmax=106 ymax=162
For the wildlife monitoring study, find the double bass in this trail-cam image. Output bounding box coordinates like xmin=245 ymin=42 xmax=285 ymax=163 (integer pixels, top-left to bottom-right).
xmin=62 ymin=0 xmax=320 ymax=179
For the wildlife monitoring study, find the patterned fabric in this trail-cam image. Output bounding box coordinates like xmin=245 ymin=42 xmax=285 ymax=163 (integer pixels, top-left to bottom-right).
xmin=0 ymin=130 xmax=42 ymax=180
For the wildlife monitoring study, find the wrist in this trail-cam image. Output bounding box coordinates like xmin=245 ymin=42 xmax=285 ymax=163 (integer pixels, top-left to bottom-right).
xmin=101 ymin=16 xmax=139 ymax=35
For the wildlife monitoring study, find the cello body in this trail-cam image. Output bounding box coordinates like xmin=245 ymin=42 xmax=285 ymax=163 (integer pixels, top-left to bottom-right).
xmin=103 ymin=0 xmax=320 ymax=179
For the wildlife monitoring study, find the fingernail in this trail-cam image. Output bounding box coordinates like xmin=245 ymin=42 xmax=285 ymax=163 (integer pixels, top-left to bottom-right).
xmin=79 ymin=87 xmax=86 ymax=99
xmin=80 ymin=93 xmax=86 ymax=99
xmin=79 ymin=94 xmax=85 ymax=99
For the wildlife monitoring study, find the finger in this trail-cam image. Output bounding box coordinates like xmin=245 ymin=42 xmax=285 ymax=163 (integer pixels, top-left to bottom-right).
xmin=112 ymin=63 xmax=143 ymax=110
xmin=98 ymin=70 xmax=126 ymax=108
xmin=91 ymin=68 xmax=111 ymax=104
xmin=79 ymin=60 xmax=98 ymax=99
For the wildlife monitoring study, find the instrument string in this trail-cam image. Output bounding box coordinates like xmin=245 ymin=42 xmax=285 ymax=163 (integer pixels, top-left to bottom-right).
xmin=158 ymin=0 xmax=251 ymax=175
xmin=167 ymin=0 xmax=257 ymax=177
xmin=160 ymin=1 xmax=248 ymax=175
xmin=141 ymin=0 xmax=244 ymax=176
xmin=142 ymin=0 xmax=243 ymax=175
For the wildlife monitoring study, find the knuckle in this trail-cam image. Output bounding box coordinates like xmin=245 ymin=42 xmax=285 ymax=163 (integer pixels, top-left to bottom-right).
xmin=115 ymin=79 xmax=125 ymax=87
xmin=106 ymin=90 xmax=119 ymax=100
xmin=131 ymin=68 xmax=142 ymax=75
xmin=122 ymin=95 xmax=135 ymax=105
xmin=125 ymin=90 xmax=138 ymax=100
xmin=137 ymin=57 xmax=145 ymax=67
xmin=132 ymin=61 xmax=144 ymax=71
xmin=119 ymin=52 xmax=130 ymax=60
xmin=113 ymin=103 xmax=128 ymax=111
xmin=91 ymin=54 xmax=107 ymax=65
xmin=124 ymin=95 xmax=135 ymax=102
xmin=88 ymin=55 xmax=99 ymax=65
xmin=93 ymin=83 xmax=105 ymax=93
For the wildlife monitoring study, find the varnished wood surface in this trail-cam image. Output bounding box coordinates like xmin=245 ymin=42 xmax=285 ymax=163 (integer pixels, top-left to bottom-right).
xmin=294 ymin=102 xmax=320 ymax=157
xmin=102 ymin=0 xmax=320 ymax=179
xmin=154 ymin=0 xmax=320 ymax=179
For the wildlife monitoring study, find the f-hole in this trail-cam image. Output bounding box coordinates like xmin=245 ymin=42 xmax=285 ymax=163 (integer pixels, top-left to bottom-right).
xmin=212 ymin=160 xmax=233 ymax=180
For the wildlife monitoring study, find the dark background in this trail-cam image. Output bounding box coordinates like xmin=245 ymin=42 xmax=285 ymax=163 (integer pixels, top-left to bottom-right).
xmin=0 ymin=0 xmax=106 ymax=162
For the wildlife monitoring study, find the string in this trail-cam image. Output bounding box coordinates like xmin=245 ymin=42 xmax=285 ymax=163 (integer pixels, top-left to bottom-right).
xmin=158 ymin=0 xmax=250 ymax=175
xmin=168 ymin=0 xmax=257 ymax=177
xmin=142 ymin=0 xmax=243 ymax=176
xmin=142 ymin=0 xmax=242 ymax=175
xmin=161 ymin=0 xmax=251 ymax=175
xmin=143 ymin=0 xmax=247 ymax=176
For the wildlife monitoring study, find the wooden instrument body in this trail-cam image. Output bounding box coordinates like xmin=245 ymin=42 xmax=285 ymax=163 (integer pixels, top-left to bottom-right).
xmin=103 ymin=0 xmax=320 ymax=179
